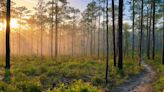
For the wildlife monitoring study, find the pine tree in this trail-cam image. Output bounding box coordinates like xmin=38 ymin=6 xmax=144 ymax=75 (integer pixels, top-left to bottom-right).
xmin=105 ymin=0 xmax=109 ymax=84
xmin=118 ymin=0 xmax=123 ymax=70
xmin=132 ymin=0 xmax=135 ymax=59
xmin=6 ymin=0 xmax=11 ymax=69
xmin=34 ymin=0 xmax=47 ymax=57
xmin=112 ymin=0 xmax=116 ymax=66
xmin=152 ymin=0 xmax=156 ymax=60
xmin=139 ymin=0 xmax=144 ymax=65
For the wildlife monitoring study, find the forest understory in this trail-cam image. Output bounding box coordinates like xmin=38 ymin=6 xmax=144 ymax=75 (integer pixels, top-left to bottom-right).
xmin=0 ymin=0 xmax=163 ymax=92
xmin=0 ymin=56 xmax=163 ymax=92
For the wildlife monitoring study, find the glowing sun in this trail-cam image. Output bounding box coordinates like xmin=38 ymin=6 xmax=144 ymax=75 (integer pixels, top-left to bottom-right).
xmin=10 ymin=19 xmax=19 ymax=29
xmin=0 ymin=19 xmax=19 ymax=31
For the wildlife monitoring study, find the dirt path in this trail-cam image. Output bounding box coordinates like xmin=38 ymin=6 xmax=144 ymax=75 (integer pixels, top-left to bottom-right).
xmin=110 ymin=61 xmax=155 ymax=92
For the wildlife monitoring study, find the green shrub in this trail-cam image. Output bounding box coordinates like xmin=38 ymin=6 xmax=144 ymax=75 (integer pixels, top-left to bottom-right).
xmin=38 ymin=66 xmax=48 ymax=74
xmin=0 ymin=82 xmax=19 ymax=92
xmin=146 ymin=56 xmax=164 ymax=92
xmin=48 ymin=80 xmax=99 ymax=92
xmin=39 ymin=74 xmax=52 ymax=89
xmin=12 ymin=73 xmax=42 ymax=92
xmin=92 ymin=77 xmax=104 ymax=86
xmin=25 ymin=67 xmax=37 ymax=76
xmin=14 ymin=79 xmax=42 ymax=92
xmin=153 ymin=77 xmax=164 ymax=92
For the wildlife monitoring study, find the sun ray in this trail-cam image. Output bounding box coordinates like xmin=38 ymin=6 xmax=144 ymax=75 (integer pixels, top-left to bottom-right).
xmin=10 ymin=19 xmax=19 ymax=29
xmin=0 ymin=19 xmax=19 ymax=31
xmin=0 ymin=22 xmax=2 ymax=31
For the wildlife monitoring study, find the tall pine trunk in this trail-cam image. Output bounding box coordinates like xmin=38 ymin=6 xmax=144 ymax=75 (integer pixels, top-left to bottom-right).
xmin=51 ymin=0 xmax=54 ymax=58
xmin=139 ymin=0 xmax=144 ymax=65
xmin=162 ymin=3 xmax=164 ymax=65
xmin=118 ymin=0 xmax=123 ymax=70
xmin=93 ymin=19 xmax=96 ymax=56
xmin=90 ymin=24 xmax=93 ymax=56
xmin=55 ymin=0 xmax=58 ymax=58
xmin=98 ymin=0 xmax=101 ymax=57
xmin=41 ymin=23 xmax=43 ymax=57
xmin=163 ymin=25 xmax=164 ymax=65
xmin=18 ymin=16 xmax=22 ymax=56
xmin=132 ymin=0 xmax=135 ymax=59
xmin=103 ymin=0 xmax=106 ymax=58
xmin=105 ymin=0 xmax=109 ymax=84
xmin=72 ymin=22 xmax=75 ymax=56
xmin=152 ymin=0 xmax=156 ymax=60
xmin=148 ymin=4 xmax=152 ymax=59
xmin=112 ymin=0 xmax=116 ymax=66
xmin=6 ymin=0 xmax=11 ymax=69
xmin=31 ymin=26 xmax=33 ymax=55
xmin=163 ymin=22 xmax=164 ymax=65
xmin=146 ymin=6 xmax=150 ymax=59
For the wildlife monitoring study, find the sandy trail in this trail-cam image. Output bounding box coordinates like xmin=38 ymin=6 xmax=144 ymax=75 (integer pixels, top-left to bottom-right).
xmin=110 ymin=61 xmax=155 ymax=92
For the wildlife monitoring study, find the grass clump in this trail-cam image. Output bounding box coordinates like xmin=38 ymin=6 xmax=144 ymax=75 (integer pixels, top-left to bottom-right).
xmin=146 ymin=56 xmax=164 ymax=92
xmin=47 ymin=80 xmax=99 ymax=92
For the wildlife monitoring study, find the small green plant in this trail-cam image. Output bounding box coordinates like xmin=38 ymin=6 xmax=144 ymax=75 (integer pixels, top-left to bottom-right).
xmin=49 ymin=80 xmax=99 ymax=92
xmin=0 ymin=82 xmax=19 ymax=92
xmin=146 ymin=56 xmax=164 ymax=92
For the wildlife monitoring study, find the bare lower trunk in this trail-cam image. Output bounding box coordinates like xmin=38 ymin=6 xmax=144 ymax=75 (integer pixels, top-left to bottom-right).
xmin=139 ymin=0 xmax=144 ymax=65
xmin=118 ymin=0 xmax=123 ymax=70
xmin=51 ymin=0 xmax=54 ymax=58
xmin=132 ymin=0 xmax=135 ymax=58
xmin=105 ymin=0 xmax=109 ymax=84
xmin=146 ymin=7 xmax=149 ymax=59
xmin=162 ymin=6 xmax=164 ymax=65
xmin=112 ymin=0 xmax=116 ymax=66
xmin=148 ymin=4 xmax=153 ymax=59
xmin=152 ymin=0 xmax=156 ymax=60
xmin=6 ymin=0 xmax=11 ymax=69
xmin=41 ymin=25 xmax=43 ymax=57
xmin=55 ymin=1 xmax=58 ymax=59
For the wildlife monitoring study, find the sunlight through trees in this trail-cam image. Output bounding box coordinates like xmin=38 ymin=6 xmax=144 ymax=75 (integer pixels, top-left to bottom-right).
xmin=0 ymin=0 xmax=163 ymax=91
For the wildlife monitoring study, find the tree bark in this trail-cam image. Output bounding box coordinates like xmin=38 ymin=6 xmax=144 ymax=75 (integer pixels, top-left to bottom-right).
xmin=162 ymin=3 xmax=164 ymax=65
xmin=71 ymin=32 xmax=74 ymax=56
xmin=139 ymin=0 xmax=144 ymax=65
xmin=90 ymin=24 xmax=93 ymax=56
xmin=132 ymin=0 xmax=135 ymax=59
xmin=51 ymin=0 xmax=54 ymax=58
xmin=112 ymin=0 xmax=116 ymax=66
xmin=118 ymin=0 xmax=123 ymax=70
xmin=41 ymin=22 xmax=43 ymax=57
xmin=6 ymin=0 xmax=11 ymax=69
xmin=152 ymin=0 xmax=156 ymax=60
xmin=55 ymin=0 xmax=58 ymax=59
xmin=146 ymin=6 xmax=150 ymax=59
xmin=163 ymin=22 xmax=164 ymax=65
xmin=148 ymin=4 xmax=152 ymax=59
xmin=105 ymin=0 xmax=109 ymax=84
xmin=98 ymin=0 xmax=101 ymax=57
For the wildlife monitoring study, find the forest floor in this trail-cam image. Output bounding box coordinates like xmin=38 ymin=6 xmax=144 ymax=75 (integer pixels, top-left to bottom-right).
xmin=0 ymin=56 xmax=143 ymax=92
xmin=110 ymin=61 xmax=156 ymax=92
xmin=0 ymin=57 xmax=160 ymax=92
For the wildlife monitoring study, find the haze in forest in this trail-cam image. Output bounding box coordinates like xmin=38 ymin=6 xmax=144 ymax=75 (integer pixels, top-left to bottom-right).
xmin=0 ymin=0 xmax=163 ymax=92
